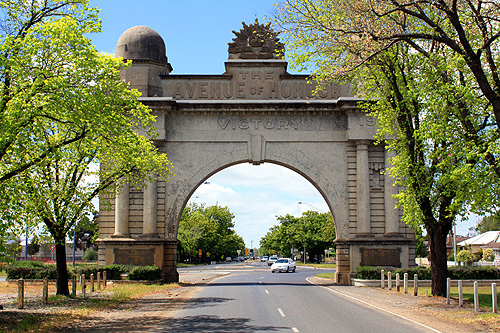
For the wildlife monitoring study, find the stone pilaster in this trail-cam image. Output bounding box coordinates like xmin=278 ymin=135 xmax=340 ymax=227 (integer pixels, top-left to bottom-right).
xmin=112 ymin=183 xmax=130 ymax=238
xmin=384 ymin=148 xmax=400 ymax=236
xmin=163 ymin=241 xmax=179 ymax=283
xmin=334 ymin=243 xmax=351 ymax=285
xmin=142 ymin=176 xmax=158 ymax=237
xmin=356 ymin=141 xmax=371 ymax=236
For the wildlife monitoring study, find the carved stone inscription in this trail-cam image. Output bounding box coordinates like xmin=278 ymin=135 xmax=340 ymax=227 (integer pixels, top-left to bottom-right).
xmin=217 ymin=116 xmax=347 ymax=131
xmin=114 ymin=248 xmax=154 ymax=266
xmin=360 ymin=248 xmax=401 ymax=267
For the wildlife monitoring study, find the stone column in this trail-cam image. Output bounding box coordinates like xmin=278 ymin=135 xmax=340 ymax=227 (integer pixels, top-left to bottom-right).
xmin=112 ymin=183 xmax=130 ymax=238
xmin=356 ymin=141 xmax=371 ymax=236
xmin=384 ymin=148 xmax=400 ymax=236
xmin=142 ymin=176 xmax=158 ymax=237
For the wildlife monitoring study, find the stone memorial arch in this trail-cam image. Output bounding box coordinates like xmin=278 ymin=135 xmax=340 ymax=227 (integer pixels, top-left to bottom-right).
xmin=96 ymin=21 xmax=416 ymax=285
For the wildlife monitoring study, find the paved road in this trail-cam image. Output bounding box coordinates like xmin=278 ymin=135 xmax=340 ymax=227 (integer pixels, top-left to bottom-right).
xmin=162 ymin=262 xmax=436 ymax=332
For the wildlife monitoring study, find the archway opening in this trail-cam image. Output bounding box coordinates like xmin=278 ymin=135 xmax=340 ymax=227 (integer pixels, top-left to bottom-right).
xmin=183 ymin=162 xmax=334 ymax=256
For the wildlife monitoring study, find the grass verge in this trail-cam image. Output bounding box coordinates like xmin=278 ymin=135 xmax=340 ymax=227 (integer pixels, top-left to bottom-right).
xmin=0 ymin=282 xmax=179 ymax=332
xmin=296 ymin=262 xmax=337 ymax=269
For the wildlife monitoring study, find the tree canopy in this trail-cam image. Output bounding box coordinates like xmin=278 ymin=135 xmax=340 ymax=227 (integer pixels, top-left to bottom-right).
xmin=177 ymin=203 xmax=245 ymax=262
xmin=260 ymin=211 xmax=335 ymax=262
xmin=0 ymin=0 xmax=173 ymax=295
xmin=273 ymin=0 xmax=500 ymax=296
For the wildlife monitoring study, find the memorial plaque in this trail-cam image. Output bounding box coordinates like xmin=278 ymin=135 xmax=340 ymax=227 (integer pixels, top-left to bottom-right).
xmin=114 ymin=248 xmax=155 ymax=266
xmin=360 ymin=248 xmax=401 ymax=267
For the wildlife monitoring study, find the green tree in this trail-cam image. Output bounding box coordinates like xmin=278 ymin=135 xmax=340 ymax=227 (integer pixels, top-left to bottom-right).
xmin=260 ymin=211 xmax=336 ymax=262
xmin=273 ymin=0 xmax=499 ymax=297
xmin=1 ymin=1 xmax=173 ymax=295
xmin=475 ymin=214 xmax=500 ymax=234
xmin=178 ymin=203 xmax=245 ymax=262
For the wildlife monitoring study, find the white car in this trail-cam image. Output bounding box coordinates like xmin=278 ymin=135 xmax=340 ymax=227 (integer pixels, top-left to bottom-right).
xmin=271 ymin=258 xmax=296 ymax=273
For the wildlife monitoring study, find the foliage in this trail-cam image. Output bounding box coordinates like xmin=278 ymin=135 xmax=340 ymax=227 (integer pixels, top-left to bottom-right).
xmin=82 ymin=248 xmax=98 ymax=262
xmin=355 ymin=265 xmax=500 ymax=280
xmin=128 ymin=265 xmax=162 ymax=281
xmin=273 ymin=0 xmax=500 ymax=297
xmin=457 ymin=250 xmax=474 ymax=266
xmin=98 ymin=264 xmax=130 ymax=280
xmin=177 ymin=203 xmax=245 ymax=262
xmin=73 ymin=263 xmax=98 ymax=277
xmin=6 ymin=261 xmax=58 ymax=280
xmin=473 ymin=249 xmax=483 ymax=262
xmin=0 ymin=0 xmax=173 ymax=295
xmin=414 ymin=227 xmax=428 ymax=258
xmin=260 ymin=211 xmax=335 ymax=261
xmin=483 ymin=249 xmax=495 ymax=262
xmin=475 ymin=214 xmax=500 ymax=234
xmin=26 ymin=243 xmax=40 ymax=256
xmin=448 ymin=266 xmax=500 ymax=280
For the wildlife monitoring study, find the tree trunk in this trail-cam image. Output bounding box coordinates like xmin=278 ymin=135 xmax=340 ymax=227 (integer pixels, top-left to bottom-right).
xmin=428 ymin=224 xmax=449 ymax=296
xmin=55 ymin=242 xmax=69 ymax=296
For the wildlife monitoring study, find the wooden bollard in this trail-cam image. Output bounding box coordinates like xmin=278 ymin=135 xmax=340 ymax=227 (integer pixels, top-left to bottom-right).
xmin=72 ymin=275 xmax=77 ymax=297
xmin=458 ymin=280 xmax=463 ymax=307
xmin=413 ymin=274 xmax=418 ymax=296
xmin=90 ymin=273 xmax=94 ymax=292
xmin=396 ymin=273 xmax=400 ymax=292
xmin=474 ymin=281 xmax=479 ymax=312
xmin=404 ymin=273 xmax=408 ymax=294
xmin=97 ymin=271 xmax=101 ymax=290
xmin=492 ymin=283 xmax=497 ymax=314
xmin=103 ymin=271 xmax=107 ymax=289
xmin=18 ymin=278 xmax=24 ymax=309
xmin=388 ymin=271 xmax=392 ymax=290
xmin=381 ymin=269 xmax=385 ymax=289
xmin=43 ymin=277 xmax=48 ymax=304
xmin=82 ymin=274 xmax=86 ymax=299
xmin=446 ymin=278 xmax=451 ymax=304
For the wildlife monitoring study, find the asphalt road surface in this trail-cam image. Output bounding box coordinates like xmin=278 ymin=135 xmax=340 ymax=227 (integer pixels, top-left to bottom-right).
xmin=161 ymin=262 xmax=437 ymax=332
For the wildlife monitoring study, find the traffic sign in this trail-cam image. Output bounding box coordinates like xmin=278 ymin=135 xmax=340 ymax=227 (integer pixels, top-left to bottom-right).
xmin=50 ymin=245 xmax=55 ymax=252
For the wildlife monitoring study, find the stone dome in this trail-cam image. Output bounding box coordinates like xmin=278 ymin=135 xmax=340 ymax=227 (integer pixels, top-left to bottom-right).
xmin=116 ymin=26 xmax=168 ymax=63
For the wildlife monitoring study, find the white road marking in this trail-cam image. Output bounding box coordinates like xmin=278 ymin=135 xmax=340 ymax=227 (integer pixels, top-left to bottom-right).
xmin=291 ymin=328 xmax=299 ymax=332
xmin=277 ymin=308 xmax=286 ymax=317
xmin=265 ymin=289 xmax=269 ymax=294
xmin=306 ymin=277 xmax=442 ymax=333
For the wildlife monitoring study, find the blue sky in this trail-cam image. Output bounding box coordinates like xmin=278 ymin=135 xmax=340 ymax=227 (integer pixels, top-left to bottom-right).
xmin=88 ymin=0 xmax=478 ymax=247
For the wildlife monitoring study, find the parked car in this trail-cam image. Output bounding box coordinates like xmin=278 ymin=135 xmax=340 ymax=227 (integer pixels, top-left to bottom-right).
xmin=271 ymin=258 xmax=296 ymax=273
xmin=267 ymin=255 xmax=279 ymax=266
xmin=225 ymin=257 xmax=232 ymax=262
xmin=261 ymin=256 xmax=269 ymax=262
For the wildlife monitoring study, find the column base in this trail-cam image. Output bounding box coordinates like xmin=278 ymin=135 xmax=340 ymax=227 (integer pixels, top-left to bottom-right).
xmin=111 ymin=233 xmax=131 ymax=238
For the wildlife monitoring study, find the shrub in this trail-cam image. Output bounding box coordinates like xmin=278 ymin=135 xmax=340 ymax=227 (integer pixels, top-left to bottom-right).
xmin=448 ymin=266 xmax=500 ymax=280
xmin=355 ymin=266 xmax=392 ymax=279
xmin=7 ymin=261 xmax=60 ymax=280
xmin=483 ymin=249 xmax=495 ymax=262
xmin=98 ymin=264 xmax=130 ymax=280
xmin=457 ymin=250 xmax=473 ymax=266
xmin=473 ymin=248 xmax=483 ymax=262
xmin=82 ymin=248 xmax=98 ymax=262
xmin=128 ymin=266 xmax=162 ymax=280
xmin=73 ymin=263 xmax=98 ymax=278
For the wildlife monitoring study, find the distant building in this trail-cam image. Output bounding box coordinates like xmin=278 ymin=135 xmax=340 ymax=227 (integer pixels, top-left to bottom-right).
xmin=457 ymin=231 xmax=500 ymax=253
xmin=446 ymin=235 xmax=470 ymax=254
xmin=16 ymin=238 xmax=84 ymax=262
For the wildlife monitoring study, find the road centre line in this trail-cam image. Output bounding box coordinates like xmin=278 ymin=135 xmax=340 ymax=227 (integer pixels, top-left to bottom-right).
xmin=265 ymin=290 xmax=269 ymax=294
xmin=277 ymin=308 xmax=286 ymax=317
xmin=305 ymin=277 xmax=442 ymax=333
xmin=291 ymin=327 xmax=299 ymax=332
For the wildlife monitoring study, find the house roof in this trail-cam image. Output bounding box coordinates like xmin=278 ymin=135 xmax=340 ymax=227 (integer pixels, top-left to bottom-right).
xmin=457 ymin=231 xmax=500 ymax=246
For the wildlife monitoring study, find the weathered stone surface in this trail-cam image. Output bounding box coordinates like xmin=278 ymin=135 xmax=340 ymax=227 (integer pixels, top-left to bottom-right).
xmin=98 ymin=22 xmax=416 ymax=285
